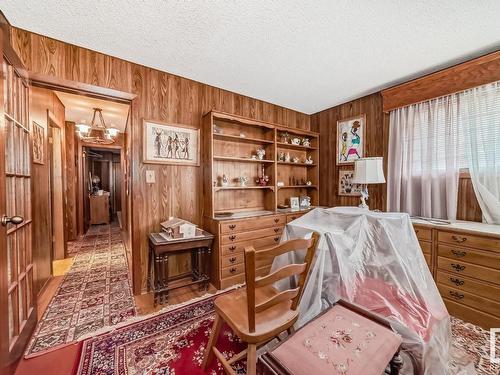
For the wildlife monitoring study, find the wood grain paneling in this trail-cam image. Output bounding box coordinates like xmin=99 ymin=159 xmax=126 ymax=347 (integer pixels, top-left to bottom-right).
xmin=382 ymin=51 xmax=500 ymax=112
xmin=29 ymin=86 xmax=65 ymax=295
xmin=311 ymin=93 xmax=389 ymax=210
xmin=9 ymin=27 xmax=310 ymax=293
xmin=64 ymin=121 xmax=77 ymax=240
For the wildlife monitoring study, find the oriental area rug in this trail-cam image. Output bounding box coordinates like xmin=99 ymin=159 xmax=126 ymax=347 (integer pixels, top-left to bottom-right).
xmin=25 ymin=222 xmax=136 ymax=358
xmin=76 ymin=293 xmax=499 ymax=375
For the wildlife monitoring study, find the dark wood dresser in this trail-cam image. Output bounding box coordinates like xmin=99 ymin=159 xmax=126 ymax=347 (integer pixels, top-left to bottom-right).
xmin=413 ymin=220 xmax=500 ymax=329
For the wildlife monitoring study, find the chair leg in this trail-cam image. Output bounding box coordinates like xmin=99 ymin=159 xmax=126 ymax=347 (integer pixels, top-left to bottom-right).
xmin=246 ymin=344 xmax=257 ymax=375
xmin=202 ymin=312 xmax=222 ymax=369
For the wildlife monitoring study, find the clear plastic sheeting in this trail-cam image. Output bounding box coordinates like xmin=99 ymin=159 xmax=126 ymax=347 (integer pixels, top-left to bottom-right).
xmin=273 ymin=207 xmax=474 ymax=375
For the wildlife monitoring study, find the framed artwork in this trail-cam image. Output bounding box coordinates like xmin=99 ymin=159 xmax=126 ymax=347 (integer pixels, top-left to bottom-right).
xmin=290 ymin=196 xmax=300 ymax=211
xmin=32 ymin=121 xmax=44 ymax=164
xmin=336 ymin=114 xmax=365 ymax=165
xmin=143 ymin=119 xmax=200 ymax=166
xmin=338 ymin=169 xmax=362 ymax=196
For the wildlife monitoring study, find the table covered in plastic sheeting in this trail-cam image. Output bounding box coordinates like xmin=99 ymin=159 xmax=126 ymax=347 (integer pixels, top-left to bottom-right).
xmin=273 ymin=207 xmax=472 ymax=375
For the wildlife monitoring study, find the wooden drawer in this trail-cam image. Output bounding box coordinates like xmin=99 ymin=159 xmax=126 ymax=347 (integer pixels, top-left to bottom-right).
xmin=286 ymin=213 xmax=304 ymax=223
xmin=221 ymin=226 xmax=284 ymax=245
xmin=437 ymin=256 xmax=500 ymax=285
xmin=419 ymin=241 xmax=432 ymax=255
xmin=436 ymin=271 xmax=500 ymax=302
xmin=221 ymin=263 xmax=245 ymax=278
xmin=220 ymin=215 xmax=285 ymax=234
xmin=414 ymin=226 xmax=432 ymax=241
xmin=438 ymin=283 xmax=500 ymax=318
xmin=221 ymin=235 xmax=281 ymax=256
xmin=221 ymin=253 xmax=244 ymax=268
xmin=438 ymin=230 xmax=500 ymax=252
xmin=444 ymin=298 xmax=500 ymax=330
xmin=438 ymin=243 xmax=500 ymax=269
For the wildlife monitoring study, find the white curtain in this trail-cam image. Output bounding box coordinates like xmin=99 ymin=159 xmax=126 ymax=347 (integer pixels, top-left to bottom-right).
xmin=387 ymin=81 xmax=500 ymax=223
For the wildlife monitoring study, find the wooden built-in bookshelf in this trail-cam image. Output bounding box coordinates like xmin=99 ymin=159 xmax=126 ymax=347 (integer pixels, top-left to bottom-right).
xmin=202 ymin=110 xmax=319 ymax=219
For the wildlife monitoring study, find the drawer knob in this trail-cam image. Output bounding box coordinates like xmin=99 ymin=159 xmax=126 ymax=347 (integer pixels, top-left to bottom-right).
xmin=451 ymin=249 xmax=466 ymax=258
xmin=452 ymin=235 xmax=467 ymax=244
xmin=229 ymin=235 xmax=236 ymax=241
xmin=229 ymin=257 xmax=237 ymax=263
xmin=274 ymin=237 xmax=280 ymax=242
xmin=229 ymin=267 xmax=237 ymax=274
xmin=229 ymin=224 xmax=236 ymax=230
xmin=449 ymin=291 xmax=464 ymax=300
xmin=229 ymin=245 xmax=236 ymax=251
xmin=274 ymin=228 xmax=280 ymax=233
xmin=450 ymin=277 xmax=464 ymax=286
xmin=274 ymin=218 xmax=279 ymax=223
xmin=451 ymin=263 xmax=466 ymax=272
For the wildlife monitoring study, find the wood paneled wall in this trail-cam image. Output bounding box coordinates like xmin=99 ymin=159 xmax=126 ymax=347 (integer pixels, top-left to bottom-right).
xmin=311 ymin=93 xmax=389 ymax=210
xmin=64 ymin=121 xmax=77 ymax=241
xmin=29 ymin=86 xmax=65 ymax=295
xmin=9 ymin=27 xmax=310 ymax=293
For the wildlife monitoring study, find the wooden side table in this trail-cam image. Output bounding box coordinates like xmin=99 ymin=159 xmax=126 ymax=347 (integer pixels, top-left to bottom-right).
xmin=148 ymin=231 xmax=214 ymax=305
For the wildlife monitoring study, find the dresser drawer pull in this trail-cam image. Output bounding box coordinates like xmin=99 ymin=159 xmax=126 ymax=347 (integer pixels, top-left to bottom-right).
xmin=228 ymin=245 xmax=236 ymax=251
xmin=229 ymin=267 xmax=237 ymax=274
xmin=451 ymin=249 xmax=466 ymax=258
xmin=451 ymin=263 xmax=466 ymax=272
xmin=274 ymin=237 xmax=280 ymax=242
xmin=228 ymin=224 xmax=236 ymax=230
xmin=229 ymin=257 xmax=237 ymax=264
xmin=450 ymin=277 xmax=464 ymax=286
xmin=229 ymin=235 xmax=237 ymax=241
xmin=415 ymin=229 xmax=419 ymax=234
xmin=449 ymin=291 xmax=464 ymax=300
xmin=291 ymin=216 xmax=297 ymax=220
xmin=274 ymin=218 xmax=279 ymax=223
xmin=274 ymin=228 xmax=280 ymax=233
xmin=451 ymin=235 xmax=467 ymax=244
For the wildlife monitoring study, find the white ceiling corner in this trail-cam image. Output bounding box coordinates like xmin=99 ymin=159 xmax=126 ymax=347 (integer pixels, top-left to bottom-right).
xmin=3 ymin=1 xmax=500 ymax=114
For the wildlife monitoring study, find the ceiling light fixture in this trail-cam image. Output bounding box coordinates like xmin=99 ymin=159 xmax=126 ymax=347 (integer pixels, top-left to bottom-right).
xmin=75 ymin=107 xmax=119 ymax=144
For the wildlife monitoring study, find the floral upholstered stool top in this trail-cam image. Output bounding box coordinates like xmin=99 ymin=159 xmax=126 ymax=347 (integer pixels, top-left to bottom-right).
xmin=268 ymin=303 xmax=403 ymax=375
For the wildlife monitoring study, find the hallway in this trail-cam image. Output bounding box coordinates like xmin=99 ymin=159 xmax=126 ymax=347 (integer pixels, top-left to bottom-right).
xmin=25 ymin=223 xmax=136 ymax=357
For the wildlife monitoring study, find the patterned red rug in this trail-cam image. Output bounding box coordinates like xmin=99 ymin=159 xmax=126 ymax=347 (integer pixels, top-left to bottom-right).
xmin=77 ymin=295 xmax=245 ymax=375
xmin=77 ymin=293 xmax=500 ymax=375
xmin=25 ymin=223 xmax=136 ymax=358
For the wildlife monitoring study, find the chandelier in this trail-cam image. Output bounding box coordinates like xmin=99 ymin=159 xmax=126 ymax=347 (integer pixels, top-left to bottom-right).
xmin=75 ymin=107 xmax=119 ymax=144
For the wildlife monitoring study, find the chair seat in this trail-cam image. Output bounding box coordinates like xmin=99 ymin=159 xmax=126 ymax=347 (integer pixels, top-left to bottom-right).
xmin=214 ymin=285 xmax=299 ymax=343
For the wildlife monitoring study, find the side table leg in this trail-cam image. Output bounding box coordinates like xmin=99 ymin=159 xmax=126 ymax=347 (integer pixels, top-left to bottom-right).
xmin=205 ymin=247 xmax=211 ymax=291
xmin=154 ymin=254 xmax=161 ymax=306
xmin=162 ymin=254 xmax=169 ymax=304
xmin=197 ymin=248 xmax=203 ymax=291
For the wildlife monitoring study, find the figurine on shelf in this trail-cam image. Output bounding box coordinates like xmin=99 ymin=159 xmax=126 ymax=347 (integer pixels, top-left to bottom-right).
xmin=306 ymin=180 xmax=312 ymax=186
xmin=256 ymin=147 xmax=266 ymax=160
xmin=281 ymin=132 xmax=290 ymax=144
xmin=278 ymin=151 xmax=286 ymax=162
xmin=277 ymin=181 xmax=285 ymax=187
xmin=292 ymin=156 xmax=300 ymax=163
xmin=299 ymin=195 xmax=311 ymax=209
xmin=255 ymin=163 xmax=270 ymax=186
xmin=302 ymin=138 xmax=311 ymax=147
xmin=239 ymin=132 xmax=246 ymax=138
xmin=304 ymin=155 xmax=314 ymax=164
xmin=238 ymin=176 xmax=248 ymax=187
xmin=291 ymin=137 xmax=301 ymax=145
xmin=285 ymin=152 xmax=291 ymax=163
xmin=214 ymin=125 xmax=222 ymax=134
xmin=221 ymin=174 xmax=229 ymax=187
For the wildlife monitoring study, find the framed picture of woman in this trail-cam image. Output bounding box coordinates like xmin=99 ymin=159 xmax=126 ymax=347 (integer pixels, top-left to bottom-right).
xmin=336 ymin=114 xmax=365 ymax=165
xmin=143 ymin=119 xmax=200 ymax=166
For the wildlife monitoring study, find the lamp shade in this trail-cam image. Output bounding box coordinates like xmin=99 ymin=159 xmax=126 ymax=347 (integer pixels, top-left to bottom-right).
xmin=352 ymin=157 xmax=386 ymax=184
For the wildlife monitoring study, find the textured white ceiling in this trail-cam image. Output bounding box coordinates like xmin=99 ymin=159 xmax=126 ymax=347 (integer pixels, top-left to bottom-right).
xmin=3 ymin=1 xmax=500 ymax=114
xmin=55 ymin=91 xmax=130 ymax=132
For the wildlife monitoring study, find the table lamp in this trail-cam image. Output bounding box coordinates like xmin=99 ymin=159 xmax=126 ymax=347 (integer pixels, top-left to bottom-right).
xmin=352 ymin=157 xmax=386 ymax=210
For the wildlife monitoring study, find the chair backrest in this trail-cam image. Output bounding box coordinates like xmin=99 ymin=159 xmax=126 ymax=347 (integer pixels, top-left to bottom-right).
xmin=243 ymin=232 xmax=319 ymax=332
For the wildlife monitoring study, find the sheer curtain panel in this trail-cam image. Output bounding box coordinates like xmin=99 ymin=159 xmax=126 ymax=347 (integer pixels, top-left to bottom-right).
xmin=387 ymin=81 xmax=500 ymax=223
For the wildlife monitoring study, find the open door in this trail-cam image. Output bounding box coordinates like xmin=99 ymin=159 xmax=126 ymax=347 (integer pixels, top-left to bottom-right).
xmin=0 ymin=31 xmax=36 ymax=372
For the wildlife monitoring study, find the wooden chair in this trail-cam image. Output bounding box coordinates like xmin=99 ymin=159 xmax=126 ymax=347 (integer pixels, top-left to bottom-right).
xmin=202 ymin=232 xmax=319 ymax=375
